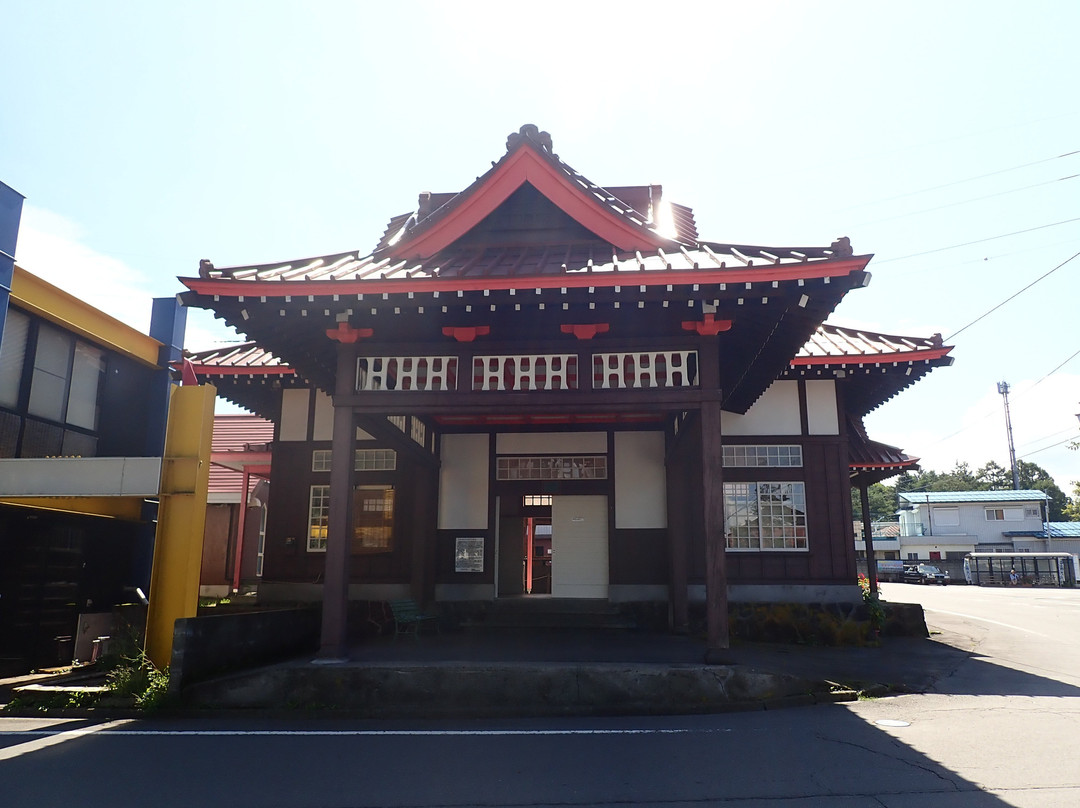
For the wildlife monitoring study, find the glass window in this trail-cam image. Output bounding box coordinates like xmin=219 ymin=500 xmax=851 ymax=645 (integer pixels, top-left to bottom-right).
xmin=307 ymin=485 xmax=329 ymax=552
xmin=985 ymin=508 xmax=1004 ymax=521
xmin=724 ymin=481 xmax=808 ymax=550
xmin=312 ymin=449 xmax=332 ymax=472
xmin=65 ymin=342 xmax=104 ymax=429
xmin=352 ymin=485 xmax=394 ymax=553
xmin=496 ymin=455 xmax=607 ymax=480
xmin=0 ymin=309 xmax=29 ymax=408
xmin=355 ymin=448 xmax=397 ymax=471
xmin=722 ymin=445 xmax=803 ymax=468
xmin=28 ymin=324 xmax=72 ymax=422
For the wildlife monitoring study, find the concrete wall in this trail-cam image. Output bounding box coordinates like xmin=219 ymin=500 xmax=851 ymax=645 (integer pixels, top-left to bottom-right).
xmin=169 ymin=607 xmax=320 ymax=692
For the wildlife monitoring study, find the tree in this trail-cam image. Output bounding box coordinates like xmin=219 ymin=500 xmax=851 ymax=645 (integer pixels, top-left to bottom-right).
xmin=1064 ymin=482 xmax=1080 ymax=522
xmin=851 ymin=482 xmax=897 ymax=523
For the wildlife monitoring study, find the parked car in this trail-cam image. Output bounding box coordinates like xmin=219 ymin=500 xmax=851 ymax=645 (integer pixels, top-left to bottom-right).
xmin=903 ymin=564 xmax=950 ymax=585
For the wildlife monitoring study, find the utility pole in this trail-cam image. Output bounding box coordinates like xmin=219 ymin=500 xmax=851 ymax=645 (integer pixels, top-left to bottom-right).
xmin=997 ymin=381 xmax=1020 ymax=490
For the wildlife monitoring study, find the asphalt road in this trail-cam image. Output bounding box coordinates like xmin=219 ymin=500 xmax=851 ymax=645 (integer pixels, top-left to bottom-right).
xmin=1 ymin=584 xmax=1078 ymax=807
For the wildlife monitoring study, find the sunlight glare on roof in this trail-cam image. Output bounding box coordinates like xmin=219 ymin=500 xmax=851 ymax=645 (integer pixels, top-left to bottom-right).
xmin=653 ymin=199 xmax=677 ymax=239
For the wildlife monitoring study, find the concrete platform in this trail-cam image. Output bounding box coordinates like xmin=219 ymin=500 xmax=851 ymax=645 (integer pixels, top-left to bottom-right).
xmin=175 ymin=627 xmax=960 ymax=718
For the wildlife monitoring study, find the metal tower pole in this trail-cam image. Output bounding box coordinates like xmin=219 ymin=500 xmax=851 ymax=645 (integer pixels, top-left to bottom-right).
xmin=997 ymin=381 xmax=1020 ymax=490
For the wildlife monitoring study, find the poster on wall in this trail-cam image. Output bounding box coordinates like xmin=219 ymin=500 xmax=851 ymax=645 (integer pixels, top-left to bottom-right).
xmin=455 ymin=537 xmax=485 ymax=573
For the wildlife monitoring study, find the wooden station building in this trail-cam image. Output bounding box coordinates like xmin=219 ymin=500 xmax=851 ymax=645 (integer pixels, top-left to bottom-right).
xmin=179 ymin=125 xmax=953 ymax=657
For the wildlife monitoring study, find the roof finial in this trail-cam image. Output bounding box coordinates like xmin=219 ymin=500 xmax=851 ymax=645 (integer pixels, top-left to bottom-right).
xmin=506 ymin=124 xmax=553 ymax=153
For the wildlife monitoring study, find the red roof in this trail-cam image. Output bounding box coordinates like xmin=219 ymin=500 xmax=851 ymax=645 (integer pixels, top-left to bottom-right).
xmin=208 ymin=414 xmax=274 ymax=500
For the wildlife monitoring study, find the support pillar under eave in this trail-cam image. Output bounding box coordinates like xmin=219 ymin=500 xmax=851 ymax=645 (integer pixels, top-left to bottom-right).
xmin=859 ymin=480 xmax=879 ymax=596
xmin=319 ymin=347 xmax=357 ymax=659
xmin=701 ymin=398 xmax=731 ymax=663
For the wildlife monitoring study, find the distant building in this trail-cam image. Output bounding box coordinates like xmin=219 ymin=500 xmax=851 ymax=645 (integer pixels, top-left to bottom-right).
xmin=897 ymin=490 xmax=1050 ymax=561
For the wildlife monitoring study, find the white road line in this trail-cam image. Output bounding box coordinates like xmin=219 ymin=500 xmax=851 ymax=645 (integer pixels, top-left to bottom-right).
xmin=925 ymin=608 xmax=1054 ymax=639
xmin=0 ymin=727 xmax=731 ymax=739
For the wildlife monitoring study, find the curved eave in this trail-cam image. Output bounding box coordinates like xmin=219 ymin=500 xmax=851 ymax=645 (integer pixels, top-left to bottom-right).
xmin=791 ymin=346 xmax=953 ymax=367
xmin=383 ymin=142 xmax=673 ymax=260
xmin=180 ymin=255 xmax=873 ymax=299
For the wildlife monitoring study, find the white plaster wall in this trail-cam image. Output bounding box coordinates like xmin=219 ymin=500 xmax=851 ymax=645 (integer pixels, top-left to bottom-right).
xmin=496 ymin=432 xmax=607 ymax=455
xmin=438 ymin=433 xmax=490 ymax=530
xmin=614 ymin=431 xmax=667 ymax=529
xmin=805 ymin=380 xmax=839 ymax=435
xmin=721 ymin=381 xmax=801 ymax=436
xmin=279 ymin=389 xmax=310 ymax=441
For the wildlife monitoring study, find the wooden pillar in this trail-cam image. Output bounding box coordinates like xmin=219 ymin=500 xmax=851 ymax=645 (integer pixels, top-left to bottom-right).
xmin=665 ymin=423 xmax=690 ymax=633
xmin=701 ymin=398 xmax=730 ymax=662
xmin=319 ymin=345 xmax=356 ymax=659
xmin=859 ymin=480 xmax=879 ymax=596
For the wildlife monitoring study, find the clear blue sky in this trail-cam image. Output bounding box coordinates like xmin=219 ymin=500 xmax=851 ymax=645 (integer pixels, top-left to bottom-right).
xmin=3 ymin=2 xmax=1078 ymax=491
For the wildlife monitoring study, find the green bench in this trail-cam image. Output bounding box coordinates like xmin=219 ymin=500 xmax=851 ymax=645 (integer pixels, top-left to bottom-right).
xmin=388 ymin=599 xmax=439 ymax=639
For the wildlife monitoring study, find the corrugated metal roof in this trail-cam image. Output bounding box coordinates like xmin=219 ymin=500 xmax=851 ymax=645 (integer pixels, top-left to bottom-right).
xmin=194 ymin=239 xmax=856 ymax=285
xmin=1048 ymin=522 xmax=1080 ymax=538
xmin=899 ymin=490 xmax=1049 ymax=504
xmin=208 ymin=414 xmax=274 ymax=498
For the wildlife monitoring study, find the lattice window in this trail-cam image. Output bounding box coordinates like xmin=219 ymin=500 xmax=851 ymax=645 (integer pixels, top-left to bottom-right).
xmin=724 ymin=481 xmax=808 ymax=551
xmin=355 ymin=448 xmax=397 ymax=471
xmin=497 ymin=455 xmax=607 ymax=480
xmin=307 ymin=485 xmax=330 ymax=552
xmin=312 ymin=450 xmax=332 ymax=472
xmin=722 ymin=445 xmax=803 ymax=468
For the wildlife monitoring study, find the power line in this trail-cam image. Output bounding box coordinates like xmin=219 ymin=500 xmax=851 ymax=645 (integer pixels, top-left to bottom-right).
xmin=1017 ymin=434 xmax=1080 ymax=461
xmin=853 ymin=175 xmax=1080 ymax=228
xmin=875 ymin=217 xmax=1080 ymax=264
xmin=841 ymin=150 xmax=1080 ymax=210
xmin=945 ymin=251 xmax=1080 ymax=341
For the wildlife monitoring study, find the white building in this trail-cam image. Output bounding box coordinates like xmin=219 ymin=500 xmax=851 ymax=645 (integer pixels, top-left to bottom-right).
xmin=897 ymin=490 xmax=1050 ymax=561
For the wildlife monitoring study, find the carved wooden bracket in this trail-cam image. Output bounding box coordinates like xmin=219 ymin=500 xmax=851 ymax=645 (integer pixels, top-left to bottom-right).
xmin=326 ymin=323 xmax=374 ymax=344
xmin=442 ymin=325 xmax=491 ymax=343
xmin=681 ymin=314 xmax=733 ymax=336
xmin=559 ymin=323 xmax=610 ymax=340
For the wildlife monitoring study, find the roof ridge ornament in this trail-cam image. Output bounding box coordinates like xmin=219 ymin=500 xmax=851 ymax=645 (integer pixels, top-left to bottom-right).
xmin=506 ymin=124 xmax=553 ymax=154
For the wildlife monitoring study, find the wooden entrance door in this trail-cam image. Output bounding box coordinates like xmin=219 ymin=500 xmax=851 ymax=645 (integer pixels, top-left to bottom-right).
xmin=551 ymin=495 xmax=609 ymax=599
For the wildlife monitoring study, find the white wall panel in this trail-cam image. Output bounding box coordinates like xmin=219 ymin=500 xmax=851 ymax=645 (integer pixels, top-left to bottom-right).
xmin=496 ymin=432 xmax=606 ymax=455
xmin=721 ymin=381 xmax=801 ymax=436
xmin=438 ymin=433 xmax=490 ymax=529
xmin=279 ymin=389 xmax=310 ymax=441
xmin=312 ymin=391 xmax=333 ymax=440
xmin=615 ymin=431 xmax=667 ymax=529
xmin=806 ymin=380 xmax=839 ymax=435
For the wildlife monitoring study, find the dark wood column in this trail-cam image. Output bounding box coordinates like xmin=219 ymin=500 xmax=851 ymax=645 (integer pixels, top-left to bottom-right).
xmin=697 ymin=337 xmax=730 ymax=662
xmin=665 ymin=419 xmax=691 ymax=634
xmin=319 ymin=344 xmax=357 ymax=659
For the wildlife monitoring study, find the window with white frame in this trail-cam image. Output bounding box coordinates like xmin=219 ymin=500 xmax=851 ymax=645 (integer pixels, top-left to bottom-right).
xmin=307 ymin=485 xmax=330 ymax=551
xmin=724 ymin=481 xmax=808 ymax=550
xmin=1023 ymin=506 xmax=1040 ymax=518
xmin=722 ymin=444 xmax=803 ymax=468
xmin=985 ymin=507 xmax=1024 ymax=522
xmin=355 ymin=448 xmax=397 ymax=471
xmin=523 ymin=494 xmax=553 ymax=507
xmin=312 ymin=448 xmax=398 ymax=472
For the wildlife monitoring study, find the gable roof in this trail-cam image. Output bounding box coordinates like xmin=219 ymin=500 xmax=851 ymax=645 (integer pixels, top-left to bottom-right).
xmin=380 ymin=125 xmax=676 ymax=260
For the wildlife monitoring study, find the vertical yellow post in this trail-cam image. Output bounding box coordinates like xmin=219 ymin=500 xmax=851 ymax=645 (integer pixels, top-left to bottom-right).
xmin=144 ymin=383 xmax=216 ymax=669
